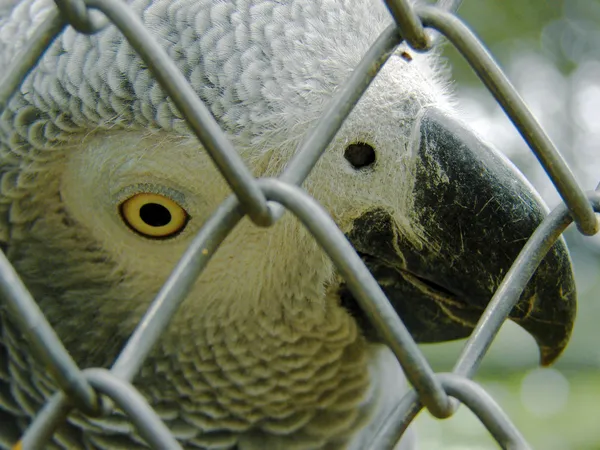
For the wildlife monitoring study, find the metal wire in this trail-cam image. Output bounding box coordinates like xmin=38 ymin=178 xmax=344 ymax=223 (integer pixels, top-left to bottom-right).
xmin=0 ymin=249 xmax=99 ymax=417
xmin=0 ymin=0 xmax=598 ymax=448
xmin=453 ymin=195 xmax=585 ymax=378
xmin=261 ymin=179 xmax=453 ymax=418
xmin=371 ymin=373 xmax=532 ymax=449
xmin=418 ymin=6 xmax=599 ymax=237
xmin=0 ymin=9 xmax=67 ymax=113
xmin=371 ymin=192 xmax=600 ymax=448
xmin=384 ymin=0 xmax=430 ymax=50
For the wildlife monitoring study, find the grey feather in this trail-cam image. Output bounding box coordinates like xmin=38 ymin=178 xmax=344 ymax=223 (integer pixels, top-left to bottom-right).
xmin=0 ymin=0 xmax=453 ymax=448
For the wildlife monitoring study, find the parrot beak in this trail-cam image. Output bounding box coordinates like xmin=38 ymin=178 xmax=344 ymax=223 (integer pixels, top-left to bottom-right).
xmin=344 ymin=108 xmax=576 ymax=366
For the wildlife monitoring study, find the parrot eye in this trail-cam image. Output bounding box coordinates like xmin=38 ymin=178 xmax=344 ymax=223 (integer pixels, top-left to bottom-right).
xmin=120 ymin=193 xmax=189 ymax=239
xmin=344 ymin=142 xmax=376 ymax=169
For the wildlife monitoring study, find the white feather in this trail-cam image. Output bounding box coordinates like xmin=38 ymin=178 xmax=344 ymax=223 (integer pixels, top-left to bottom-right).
xmin=0 ymin=1 xmax=456 ymax=448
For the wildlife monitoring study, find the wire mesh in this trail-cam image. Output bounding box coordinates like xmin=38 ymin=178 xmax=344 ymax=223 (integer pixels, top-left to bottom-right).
xmin=0 ymin=0 xmax=598 ymax=449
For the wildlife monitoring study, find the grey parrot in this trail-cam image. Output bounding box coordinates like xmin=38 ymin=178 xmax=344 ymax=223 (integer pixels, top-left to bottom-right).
xmin=0 ymin=0 xmax=576 ymax=449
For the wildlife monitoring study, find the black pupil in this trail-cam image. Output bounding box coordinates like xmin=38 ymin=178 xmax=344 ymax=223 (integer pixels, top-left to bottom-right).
xmin=140 ymin=203 xmax=172 ymax=227
xmin=344 ymin=143 xmax=376 ymax=168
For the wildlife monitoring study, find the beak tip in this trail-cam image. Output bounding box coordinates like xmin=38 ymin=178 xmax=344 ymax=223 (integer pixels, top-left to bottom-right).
xmin=539 ymin=344 xmax=567 ymax=367
xmin=529 ymin=250 xmax=577 ymax=367
xmin=524 ymin=290 xmax=576 ymax=367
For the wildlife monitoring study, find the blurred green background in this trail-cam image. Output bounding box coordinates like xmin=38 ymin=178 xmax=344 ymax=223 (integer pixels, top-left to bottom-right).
xmin=415 ymin=0 xmax=600 ymax=448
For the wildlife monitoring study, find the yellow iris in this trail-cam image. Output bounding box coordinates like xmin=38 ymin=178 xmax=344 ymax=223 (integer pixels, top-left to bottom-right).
xmin=120 ymin=193 xmax=188 ymax=238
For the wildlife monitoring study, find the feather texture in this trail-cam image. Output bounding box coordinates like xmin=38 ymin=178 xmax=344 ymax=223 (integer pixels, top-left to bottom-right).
xmin=0 ymin=0 xmax=453 ymax=448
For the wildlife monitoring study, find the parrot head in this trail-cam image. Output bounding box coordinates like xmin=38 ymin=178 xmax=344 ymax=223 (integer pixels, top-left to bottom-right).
xmin=0 ymin=0 xmax=575 ymax=447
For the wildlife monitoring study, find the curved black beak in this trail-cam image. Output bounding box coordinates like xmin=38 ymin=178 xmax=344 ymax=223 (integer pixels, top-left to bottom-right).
xmin=344 ymin=109 xmax=576 ymax=366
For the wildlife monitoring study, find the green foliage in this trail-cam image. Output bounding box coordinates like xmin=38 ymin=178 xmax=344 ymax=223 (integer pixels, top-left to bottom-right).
xmin=416 ymin=371 xmax=600 ymax=449
xmin=442 ymin=0 xmax=600 ymax=83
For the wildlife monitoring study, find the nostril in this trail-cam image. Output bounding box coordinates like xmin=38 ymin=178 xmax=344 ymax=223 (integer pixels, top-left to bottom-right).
xmin=344 ymin=142 xmax=376 ymax=169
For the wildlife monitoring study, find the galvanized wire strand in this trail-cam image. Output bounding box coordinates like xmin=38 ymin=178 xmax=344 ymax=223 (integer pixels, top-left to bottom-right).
xmin=16 ymin=394 xmax=72 ymax=450
xmin=1 ymin=0 xmax=597 ymax=447
xmin=370 ymin=374 xmax=532 ymax=450
xmin=0 ymin=249 xmax=99 ymax=417
xmin=454 ymin=190 xmax=600 ymax=378
xmin=111 ymin=196 xmax=244 ymax=381
xmin=429 ymin=0 xmax=463 ymax=46
xmin=83 ymin=0 xmax=273 ymax=227
xmin=85 ymin=369 xmax=183 ymax=450
xmin=383 ymin=0 xmax=464 ymax=50
xmin=367 ymin=389 xmax=420 ymax=450
xmin=371 ymin=186 xmax=569 ymax=444
xmin=384 ymin=0 xmax=429 ymax=50
xmin=0 ymin=10 xmax=67 ymax=114
xmin=278 ymin=0 xmax=459 ymax=211
xmin=18 ymin=370 xmax=184 ymax=450
xmin=53 ymin=0 xmax=106 ymax=33
xmin=258 ymin=178 xmax=452 ymax=419
xmin=417 ymin=5 xmax=599 ymax=237
xmin=10 ymin=170 xmax=243 ymax=447
xmin=437 ymin=374 xmax=530 ymax=449
xmin=279 ymin=24 xmax=402 ymax=187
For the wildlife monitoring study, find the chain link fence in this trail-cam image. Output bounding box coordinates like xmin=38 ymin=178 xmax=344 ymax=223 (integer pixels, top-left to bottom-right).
xmin=0 ymin=0 xmax=598 ymax=448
